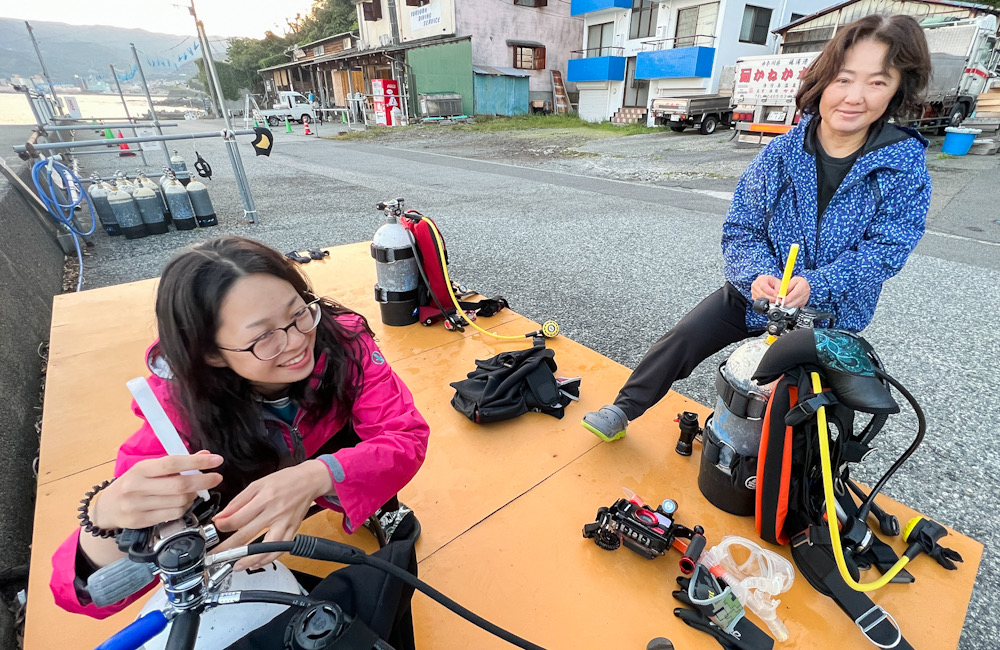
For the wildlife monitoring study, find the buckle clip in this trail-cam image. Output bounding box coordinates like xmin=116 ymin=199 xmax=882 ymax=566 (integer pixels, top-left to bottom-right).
xmin=791 ymin=527 xmax=813 ymax=548
xmin=854 ymin=605 xmax=902 ymax=649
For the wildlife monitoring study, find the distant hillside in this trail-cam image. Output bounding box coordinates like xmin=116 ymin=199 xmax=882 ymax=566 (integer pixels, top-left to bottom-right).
xmin=0 ymin=18 xmax=229 ymax=83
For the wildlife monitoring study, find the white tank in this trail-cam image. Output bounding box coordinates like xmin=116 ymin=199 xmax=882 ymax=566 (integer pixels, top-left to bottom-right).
xmin=88 ymin=177 xmax=121 ymax=236
xmin=136 ymin=561 xmax=305 ymax=650
xmin=133 ymin=184 xmax=168 ymax=234
xmin=163 ymin=174 xmax=196 ymax=230
xmin=108 ymin=183 xmax=147 ymax=239
xmin=169 ymin=149 xmax=191 ymax=185
xmin=185 ymin=179 xmax=217 ymax=227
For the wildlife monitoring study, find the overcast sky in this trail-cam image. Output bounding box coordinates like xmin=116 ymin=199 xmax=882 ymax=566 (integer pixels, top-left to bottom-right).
xmin=1 ymin=0 xmax=320 ymax=38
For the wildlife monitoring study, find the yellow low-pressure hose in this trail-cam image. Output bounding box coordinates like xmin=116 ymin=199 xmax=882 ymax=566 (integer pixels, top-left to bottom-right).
xmin=422 ymin=216 xmax=558 ymax=341
xmin=812 ymin=371 xmax=911 ymax=592
xmin=766 ymin=243 xmax=800 ymax=344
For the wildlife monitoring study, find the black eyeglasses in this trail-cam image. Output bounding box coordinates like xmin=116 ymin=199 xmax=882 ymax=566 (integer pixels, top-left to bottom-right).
xmin=218 ymin=298 xmax=322 ymax=361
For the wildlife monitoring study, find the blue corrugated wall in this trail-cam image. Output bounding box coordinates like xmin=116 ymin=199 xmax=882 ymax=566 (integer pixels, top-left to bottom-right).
xmin=473 ymin=74 xmax=529 ymax=116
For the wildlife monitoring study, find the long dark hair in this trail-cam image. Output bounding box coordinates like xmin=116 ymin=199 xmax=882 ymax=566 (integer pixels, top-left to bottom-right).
xmin=796 ymin=14 xmax=931 ymax=120
xmin=154 ymin=236 xmax=374 ymax=499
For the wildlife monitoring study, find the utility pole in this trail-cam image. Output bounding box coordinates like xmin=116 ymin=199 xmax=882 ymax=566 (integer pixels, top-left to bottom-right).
xmin=110 ymin=64 xmax=149 ymax=167
xmin=189 ymin=1 xmax=220 ymax=118
xmin=25 ymin=21 xmax=61 ymax=113
xmin=187 ymin=0 xmax=257 ymax=223
xmin=130 ymin=44 xmax=174 ymax=169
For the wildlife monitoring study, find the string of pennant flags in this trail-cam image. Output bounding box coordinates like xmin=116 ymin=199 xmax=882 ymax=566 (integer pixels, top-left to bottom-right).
xmin=143 ymin=41 xmax=201 ymax=71
xmin=95 ymin=41 xmax=207 ymax=81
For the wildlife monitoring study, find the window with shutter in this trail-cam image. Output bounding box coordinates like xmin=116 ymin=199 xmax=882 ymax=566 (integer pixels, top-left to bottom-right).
xmin=363 ymin=1 xmax=383 ymax=21
xmin=513 ymin=45 xmax=546 ymax=70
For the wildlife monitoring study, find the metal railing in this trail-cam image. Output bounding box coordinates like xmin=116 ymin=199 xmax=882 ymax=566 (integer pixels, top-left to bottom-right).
xmin=571 ymin=46 xmax=625 ymax=59
xmin=640 ymin=34 xmax=717 ymax=51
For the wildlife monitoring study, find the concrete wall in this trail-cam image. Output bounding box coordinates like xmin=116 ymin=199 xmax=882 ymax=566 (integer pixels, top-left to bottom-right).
xmin=357 ymin=0 xmax=458 ymax=49
xmin=0 ymin=155 xmax=64 ymax=646
xmin=455 ymin=0 xmax=583 ymax=95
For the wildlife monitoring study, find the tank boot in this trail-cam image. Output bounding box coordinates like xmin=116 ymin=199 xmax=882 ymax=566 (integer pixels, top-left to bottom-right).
xmin=581 ymin=404 xmax=629 ymax=442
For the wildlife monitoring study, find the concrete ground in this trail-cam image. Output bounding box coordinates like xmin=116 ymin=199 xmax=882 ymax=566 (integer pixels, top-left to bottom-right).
xmin=7 ymin=117 xmax=1000 ymax=648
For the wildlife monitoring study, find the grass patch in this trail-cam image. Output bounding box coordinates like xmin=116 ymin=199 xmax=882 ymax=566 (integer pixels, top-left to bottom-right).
xmin=935 ymin=153 xmax=953 ymax=160
xmin=329 ymin=126 xmax=408 ymax=140
xmin=456 ymin=114 xmax=660 ymax=136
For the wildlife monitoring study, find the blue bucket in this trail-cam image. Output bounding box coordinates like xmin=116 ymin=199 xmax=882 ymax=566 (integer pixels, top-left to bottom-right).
xmin=942 ymin=127 xmax=981 ymax=155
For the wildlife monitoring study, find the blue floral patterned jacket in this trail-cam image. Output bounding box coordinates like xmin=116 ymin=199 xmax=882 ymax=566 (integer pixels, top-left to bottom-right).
xmin=722 ymin=114 xmax=931 ymax=332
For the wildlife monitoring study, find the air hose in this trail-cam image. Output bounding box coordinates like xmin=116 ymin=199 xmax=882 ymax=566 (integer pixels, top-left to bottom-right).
xmin=812 ymin=370 xmax=924 ymax=592
xmin=31 ymin=158 xmax=97 ymax=292
xmin=421 ymin=216 xmax=559 ymax=341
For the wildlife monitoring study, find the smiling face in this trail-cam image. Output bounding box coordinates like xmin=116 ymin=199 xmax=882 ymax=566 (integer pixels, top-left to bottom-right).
xmin=818 ymin=38 xmax=901 ymax=148
xmin=211 ymin=273 xmax=317 ymax=397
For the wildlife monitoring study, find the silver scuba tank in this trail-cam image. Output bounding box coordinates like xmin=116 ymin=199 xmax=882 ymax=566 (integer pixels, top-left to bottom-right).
xmin=186 ymin=178 xmax=217 ymax=228
xmin=88 ymin=176 xmax=121 ymax=236
xmin=115 ymin=172 xmax=134 ymax=195
xmin=108 ymin=181 xmax=147 ymax=239
xmin=133 ymin=183 xmax=168 ymax=235
xmin=169 ymin=149 xmax=191 ymax=185
xmin=371 ymin=207 xmax=420 ymax=326
xmin=137 ymin=171 xmax=170 ymax=225
xmin=163 ymin=171 xmax=196 ymax=230
xmin=698 ymin=337 xmax=774 ymax=516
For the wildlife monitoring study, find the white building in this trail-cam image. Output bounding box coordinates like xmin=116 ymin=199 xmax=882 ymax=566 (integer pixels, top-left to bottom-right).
xmin=567 ymin=0 xmax=829 ymax=123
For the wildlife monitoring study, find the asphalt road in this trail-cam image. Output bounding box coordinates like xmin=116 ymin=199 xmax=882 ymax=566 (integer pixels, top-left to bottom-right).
xmin=7 ymin=118 xmax=1000 ymax=648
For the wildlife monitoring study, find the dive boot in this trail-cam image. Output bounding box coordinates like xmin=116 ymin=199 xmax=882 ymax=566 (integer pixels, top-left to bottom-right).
xmin=582 ymin=405 xmax=628 ymax=442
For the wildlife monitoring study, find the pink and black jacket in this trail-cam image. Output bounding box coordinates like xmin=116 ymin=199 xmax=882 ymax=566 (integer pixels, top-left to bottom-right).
xmin=50 ymin=313 xmax=429 ymax=618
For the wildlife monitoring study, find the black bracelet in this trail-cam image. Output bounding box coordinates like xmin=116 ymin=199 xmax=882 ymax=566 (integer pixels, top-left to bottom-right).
xmin=78 ymin=479 xmax=121 ymax=539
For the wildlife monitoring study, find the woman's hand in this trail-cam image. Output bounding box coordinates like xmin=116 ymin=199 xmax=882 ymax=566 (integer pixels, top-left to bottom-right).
xmin=92 ymin=451 xmax=224 ymax=531
xmin=751 ymin=275 xmax=781 ymax=303
xmin=783 ymin=276 xmax=811 ymax=308
xmin=212 ymin=460 xmax=333 ymax=571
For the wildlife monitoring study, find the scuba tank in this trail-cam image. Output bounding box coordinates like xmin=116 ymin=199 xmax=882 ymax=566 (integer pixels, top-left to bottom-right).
xmin=136 ymin=561 xmax=306 ymax=650
xmin=162 ymin=170 xmax=196 ymax=230
xmin=107 ymin=181 xmax=147 ymax=239
xmin=698 ymin=338 xmax=773 ymax=516
xmin=114 ymin=171 xmax=134 ymax=195
xmin=88 ymin=175 xmax=121 ymax=236
xmin=169 ymin=149 xmax=191 ymax=186
xmin=185 ymin=178 xmax=217 ymax=228
xmin=132 ymin=181 xmax=168 ymax=235
xmin=371 ymin=201 xmax=420 ymax=326
xmin=138 ymin=170 xmax=171 ymax=225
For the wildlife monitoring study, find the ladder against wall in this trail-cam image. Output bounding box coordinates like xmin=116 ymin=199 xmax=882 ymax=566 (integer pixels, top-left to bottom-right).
xmin=551 ymin=70 xmax=569 ymax=115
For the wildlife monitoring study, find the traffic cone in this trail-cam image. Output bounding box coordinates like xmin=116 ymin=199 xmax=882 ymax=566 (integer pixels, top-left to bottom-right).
xmin=303 ymin=117 xmax=313 ymax=136
xmin=116 ymin=130 xmax=136 ymax=157
xmin=285 ymin=116 xmax=292 ymax=133
xmin=104 ymin=128 xmax=115 ymax=147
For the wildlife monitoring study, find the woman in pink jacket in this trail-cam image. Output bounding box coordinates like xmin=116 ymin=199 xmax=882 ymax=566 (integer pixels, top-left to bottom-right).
xmin=50 ymin=236 xmax=430 ymax=618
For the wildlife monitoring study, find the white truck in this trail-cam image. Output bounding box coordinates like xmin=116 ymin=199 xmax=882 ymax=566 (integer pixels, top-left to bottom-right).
xmin=731 ymin=53 xmax=817 ymax=144
xmin=733 ymin=15 xmax=1000 ymax=144
xmin=257 ymin=91 xmax=318 ymax=126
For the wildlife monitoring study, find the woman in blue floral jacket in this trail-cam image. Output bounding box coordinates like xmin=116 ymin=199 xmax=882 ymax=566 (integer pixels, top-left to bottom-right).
xmin=583 ymin=14 xmax=933 ymax=442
